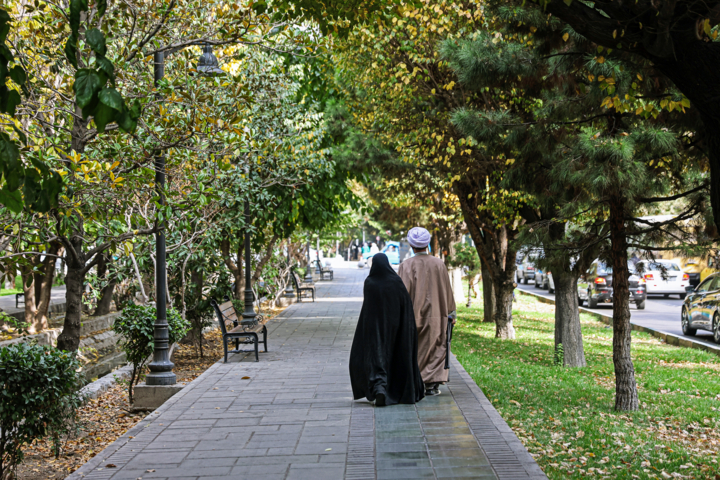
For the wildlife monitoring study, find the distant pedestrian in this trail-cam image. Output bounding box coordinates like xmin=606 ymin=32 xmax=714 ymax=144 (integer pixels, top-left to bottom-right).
xmin=398 ymin=227 xmax=456 ymax=396
xmin=349 ymin=253 xmax=425 ymax=406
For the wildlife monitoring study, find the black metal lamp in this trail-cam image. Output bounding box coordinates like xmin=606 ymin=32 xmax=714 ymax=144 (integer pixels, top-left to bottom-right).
xmin=145 ymin=43 xmax=225 ymax=387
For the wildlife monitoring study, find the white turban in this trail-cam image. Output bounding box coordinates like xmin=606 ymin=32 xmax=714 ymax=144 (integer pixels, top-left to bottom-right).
xmin=407 ymin=227 xmax=431 ymax=249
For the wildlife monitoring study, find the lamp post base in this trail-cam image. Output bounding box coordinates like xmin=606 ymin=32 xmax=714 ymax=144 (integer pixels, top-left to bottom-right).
xmin=145 ymin=370 xmax=177 ymax=386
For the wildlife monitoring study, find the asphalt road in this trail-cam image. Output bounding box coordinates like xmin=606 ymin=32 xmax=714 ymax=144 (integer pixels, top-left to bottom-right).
xmin=516 ymin=280 xmax=720 ymax=350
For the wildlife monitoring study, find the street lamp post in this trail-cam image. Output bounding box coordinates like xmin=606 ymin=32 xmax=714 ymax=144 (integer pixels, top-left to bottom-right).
xmin=304 ymin=239 xmax=314 ymax=284
xmin=315 ymin=237 xmax=321 ymax=274
xmin=284 ymin=245 xmax=296 ymax=299
xmin=241 ymin=200 xmax=257 ymax=325
xmin=145 ymin=45 xmax=223 ymax=387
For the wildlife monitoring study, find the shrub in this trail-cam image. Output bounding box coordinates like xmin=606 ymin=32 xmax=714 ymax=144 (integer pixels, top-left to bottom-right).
xmin=113 ymin=305 xmax=189 ymax=403
xmin=0 ymin=343 xmax=83 ymax=478
xmin=0 ymin=311 xmax=30 ymax=336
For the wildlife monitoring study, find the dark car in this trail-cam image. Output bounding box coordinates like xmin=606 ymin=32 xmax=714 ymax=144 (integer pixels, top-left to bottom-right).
xmin=582 ymin=260 xmax=647 ymax=310
xmin=681 ymin=273 xmax=720 ymax=343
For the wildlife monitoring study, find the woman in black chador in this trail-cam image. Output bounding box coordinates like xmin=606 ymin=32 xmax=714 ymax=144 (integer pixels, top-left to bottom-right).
xmin=349 ymin=253 xmax=425 ymax=406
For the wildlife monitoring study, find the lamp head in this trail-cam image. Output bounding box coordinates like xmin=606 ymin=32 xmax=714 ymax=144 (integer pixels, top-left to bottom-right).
xmin=197 ymin=45 xmax=224 ymax=75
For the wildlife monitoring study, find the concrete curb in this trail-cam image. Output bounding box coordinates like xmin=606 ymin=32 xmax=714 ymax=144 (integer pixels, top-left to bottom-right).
xmin=517 ymin=289 xmax=720 ymax=357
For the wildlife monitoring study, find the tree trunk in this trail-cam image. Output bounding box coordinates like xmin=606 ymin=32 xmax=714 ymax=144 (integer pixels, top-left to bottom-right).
xmin=21 ymin=244 xmax=61 ymax=333
xmin=493 ymin=277 xmax=515 ymax=339
xmin=252 ymin=234 xmax=280 ymax=283
xmin=553 ymin=269 xmax=586 ymax=367
xmin=190 ymin=268 xmax=204 ymax=358
xmin=21 ymin=268 xmax=40 ymax=332
xmin=220 ymin=235 xmax=243 ymax=299
xmin=57 ymin=262 xmax=84 ymax=352
xmin=609 ymin=195 xmax=639 ymax=411
xmin=93 ymin=253 xmax=116 ymax=316
xmin=480 ymin=259 xmax=494 ymax=323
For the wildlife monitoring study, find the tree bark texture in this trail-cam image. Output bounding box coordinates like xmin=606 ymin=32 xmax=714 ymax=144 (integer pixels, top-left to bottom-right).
xmin=93 ymin=253 xmax=117 ymax=316
xmin=252 ymin=234 xmax=280 ymax=284
xmin=493 ymin=279 xmax=515 ymax=339
xmin=21 ymin=243 xmax=61 ymax=333
xmin=480 ymin=259 xmax=495 ymax=323
xmin=57 ymin=261 xmax=85 ymax=352
xmin=220 ymin=235 xmax=244 ymax=299
xmin=553 ymin=270 xmax=586 ymax=367
xmin=609 ymin=195 xmax=639 ymax=411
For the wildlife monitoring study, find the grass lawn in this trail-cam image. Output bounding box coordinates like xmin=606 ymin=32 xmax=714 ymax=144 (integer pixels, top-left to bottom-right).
xmin=454 ymin=290 xmax=720 ymax=479
xmin=0 ymin=276 xmax=22 ymax=297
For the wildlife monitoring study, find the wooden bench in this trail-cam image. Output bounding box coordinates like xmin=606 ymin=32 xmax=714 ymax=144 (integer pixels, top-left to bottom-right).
xmin=210 ymin=298 xmax=267 ymax=363
xmin=290 ymin=268 xmax=315 ymax=302
xmin=315 ymin=259 xmax=334 ymax=281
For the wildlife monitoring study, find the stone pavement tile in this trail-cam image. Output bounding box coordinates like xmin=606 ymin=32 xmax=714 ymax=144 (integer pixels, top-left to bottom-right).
xmin=286 ymin=464 xmax=345 ymax=480
xmin=185 ymin=448 xmax=266 ymax=459
xmin=128 ymin=451 xmax=189 ymax=464
xmin=434 ymin=466 xmax=498 ymax=478
xmin=111 ymin=466 xmax=231 ymax=478
xmin=431 ymin=456 xmax=491 ymax=468
xmin=376 ymin=451 xmax=429 ymax=460
xmin=230 ymin=464 xmax=290 ymax=475
xmin=377 ymin=457 xmax=432 ymax=469
xmin=376 ymin=467 xmax=435 ymax=479
xmin=375 ymin=435 xmax=425 ymax=444
xmin=294 ymin=442 xmax=348 ymax=455
xmin=298 ymin=434 xmax=346 ymax=444
xmin=180 ymin=457 xmax=238 ymax=468
xmin=301 ymin=426 xmax=349 ymax=437
xmin=234 ymin=455 xmax=319 ymax=466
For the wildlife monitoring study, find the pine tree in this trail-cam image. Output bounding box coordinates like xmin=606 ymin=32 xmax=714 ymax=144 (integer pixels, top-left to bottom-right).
xmin=443 ymin=8 xmax=709 ymax=408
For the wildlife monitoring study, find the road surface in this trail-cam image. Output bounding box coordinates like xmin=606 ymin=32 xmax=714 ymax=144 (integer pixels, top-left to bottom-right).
xmin=517 ymin=281 xmax=719 ymax=350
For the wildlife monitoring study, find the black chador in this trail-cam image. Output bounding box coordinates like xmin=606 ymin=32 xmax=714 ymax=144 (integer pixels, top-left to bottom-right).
xmin=349 ymin=253 xmax=425 ymax=406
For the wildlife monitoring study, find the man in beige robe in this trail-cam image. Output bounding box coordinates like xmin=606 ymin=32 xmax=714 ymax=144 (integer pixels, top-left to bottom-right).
xmin=398 ymin=227 xmax=456 ymax=396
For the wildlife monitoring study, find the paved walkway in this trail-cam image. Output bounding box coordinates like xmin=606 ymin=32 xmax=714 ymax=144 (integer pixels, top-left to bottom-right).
xmin=70 ymin=267 xmax=546 ymax=480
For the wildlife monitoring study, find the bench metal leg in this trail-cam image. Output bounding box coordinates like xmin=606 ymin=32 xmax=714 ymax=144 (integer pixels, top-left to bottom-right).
xmin=262 ymin=326 xmax=268 ymax=352
xmin=223 ymin=338 xmax=228 ymax=363
xmin=249 ymin=333 xmax=259 ymax=362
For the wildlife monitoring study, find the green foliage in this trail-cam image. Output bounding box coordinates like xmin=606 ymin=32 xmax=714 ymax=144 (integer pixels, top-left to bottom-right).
xmin=113 ymin=305 xmax=189 ymax=402
xmin=0 ymin=8 xmax=62 ymax=214
xmin=448 ymin=242 xmax=481 ymax=275
xmin=0 ymin=343 xmax=83 ymax=478
xmin=0 ymin=311 xmax=30 ymax=335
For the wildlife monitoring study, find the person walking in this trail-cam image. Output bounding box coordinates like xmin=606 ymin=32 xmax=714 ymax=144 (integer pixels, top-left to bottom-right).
xmin=349 ymin=253 xmax=425 ymax=406
xmin=398 ymin=227 xmax=456 ymax=396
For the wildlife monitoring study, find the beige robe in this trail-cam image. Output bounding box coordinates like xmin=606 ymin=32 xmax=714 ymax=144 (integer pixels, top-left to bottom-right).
xmin=398 ymin=253 xmax=456 ymax=383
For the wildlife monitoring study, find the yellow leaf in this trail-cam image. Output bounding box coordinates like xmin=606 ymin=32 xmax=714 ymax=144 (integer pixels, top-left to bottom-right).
xmin=596 ymin=56 xmax=605 ymax=64
xmin=562 ymin=33 xmax=569 ymax=42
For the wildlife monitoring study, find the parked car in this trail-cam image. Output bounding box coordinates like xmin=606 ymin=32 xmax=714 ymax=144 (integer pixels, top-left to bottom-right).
xmin=535 ymin=268 xmax=549 ymax=290
xmin=582 ymin=260 xmax=647 ymax=310
xmin=681 ymin=273 xmax=720 ymax=342
xmin=635 ymin=260 xmax=689 ymax=299
xmin=517 ymin=251 xmax=541 ymax=284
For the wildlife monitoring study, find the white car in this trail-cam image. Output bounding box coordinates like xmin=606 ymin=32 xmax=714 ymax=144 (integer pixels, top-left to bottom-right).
xmin=635 ymin=260 xmax=689 ymax=299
